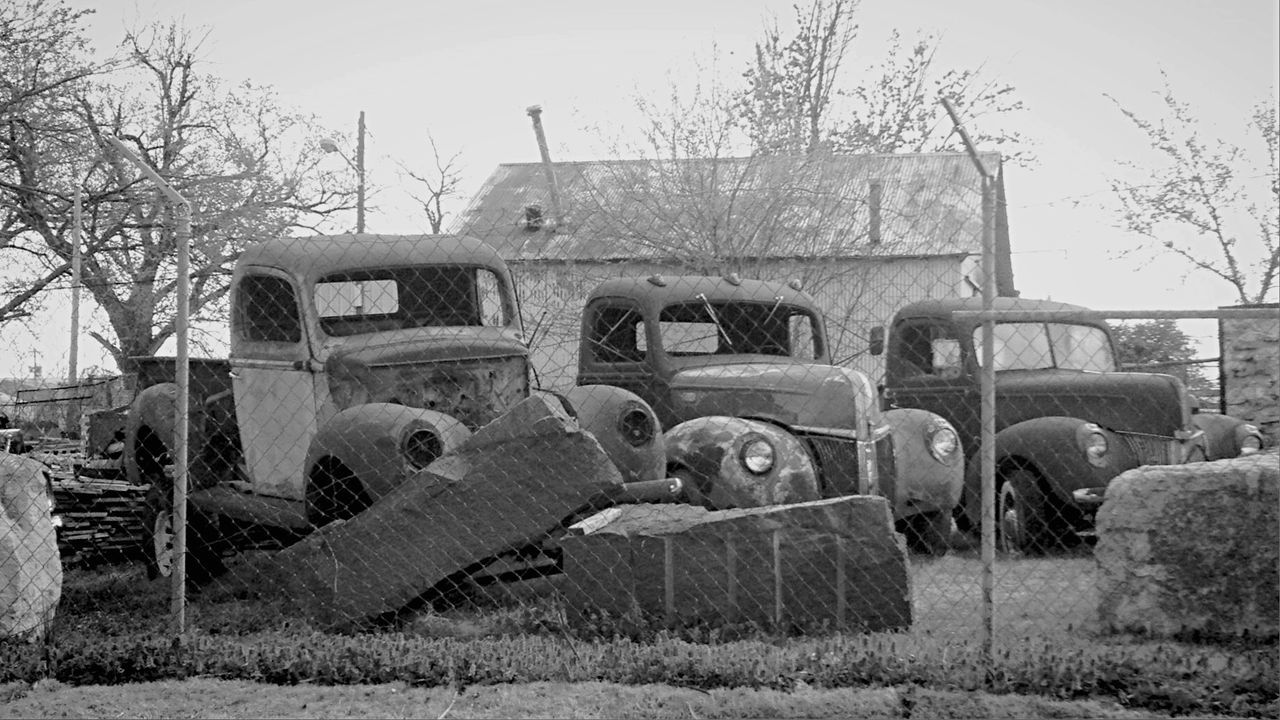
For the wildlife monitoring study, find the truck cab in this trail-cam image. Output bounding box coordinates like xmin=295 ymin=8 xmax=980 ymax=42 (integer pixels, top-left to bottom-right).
xmin=578 ymin=274 xmax=964 ymax=553
xmin=875 ymin=296 xmax=1265 ymax=552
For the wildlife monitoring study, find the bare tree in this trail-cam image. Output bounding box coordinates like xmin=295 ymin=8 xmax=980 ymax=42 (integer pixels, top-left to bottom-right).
xmin=401 ymin=133 xmax=463 ymax=234
xmin=0 ymin=0 xmax=114 ymax=325
xmin=740 ymin=0 xmax=858 ymax=154
xmin=1108 ymin=76 xmax=1279 ymax=304
xmin=0 ymin=21 xmax=355 ymax=373
xmin=740 ymin=0 xmax=1030 ymax=163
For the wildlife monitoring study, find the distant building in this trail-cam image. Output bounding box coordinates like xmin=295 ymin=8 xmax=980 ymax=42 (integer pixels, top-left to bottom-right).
xmin=453 ymin=152 xmax=1016 ymax=390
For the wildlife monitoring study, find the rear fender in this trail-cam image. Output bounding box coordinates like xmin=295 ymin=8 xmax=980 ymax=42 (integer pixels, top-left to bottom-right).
xmin=306 ymin=403 xmax=470 ymax=503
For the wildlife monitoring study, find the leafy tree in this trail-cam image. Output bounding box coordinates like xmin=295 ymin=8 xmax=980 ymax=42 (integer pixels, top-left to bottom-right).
xmin=740 ymin=0 xmax=1030 ymax=162
xmin=1109 ymin=75 xmax=1279 ymax=304
xmin=0 ymin=18 xmax=354 ymax=374
xmin=1111 ymin=319 xmax=1213 ymax=398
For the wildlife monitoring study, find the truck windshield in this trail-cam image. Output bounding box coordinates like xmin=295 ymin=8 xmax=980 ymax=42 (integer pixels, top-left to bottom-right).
xmin=976 ymin=322 xmax=1115 ymax=372
xmin=655 ymin=300 xmax=820 ymax=360
xmin=315 ymin=265 xmax=508 ymax=336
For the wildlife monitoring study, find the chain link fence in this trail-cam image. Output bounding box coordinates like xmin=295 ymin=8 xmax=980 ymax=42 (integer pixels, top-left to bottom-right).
xmin=2 ymin=232 xmax=1276 ymax=692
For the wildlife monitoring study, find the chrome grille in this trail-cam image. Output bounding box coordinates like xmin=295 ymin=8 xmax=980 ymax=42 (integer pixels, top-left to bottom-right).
xmin=370 ymin=356 xmax=528 ymax=430
xmin=875 ymin=433 xmax=896 ymax=501
xmin=1117 ymin=432 xmax=1178 ymax=466
xmin=800 ymin=434 xmax=862 ymax=496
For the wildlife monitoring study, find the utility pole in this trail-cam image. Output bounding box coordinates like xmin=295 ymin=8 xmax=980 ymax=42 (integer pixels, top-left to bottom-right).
xmin=321 ymin=111 xmax=367 ymax=233
xmin=356 ymin=110 xmax=366 ymax=233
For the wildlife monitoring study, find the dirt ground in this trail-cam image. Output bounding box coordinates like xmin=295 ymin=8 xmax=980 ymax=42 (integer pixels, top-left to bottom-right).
xmin=0 ymin=678 xmax=1183 ymax=719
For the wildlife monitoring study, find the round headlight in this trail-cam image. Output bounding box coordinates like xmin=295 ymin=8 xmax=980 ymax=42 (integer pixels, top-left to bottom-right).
xmin=927 ymin=424 xmax=960 ymax=463
xmin=1081 ymin=423 xmax=1109 ymax=467
xmin=740 ymin=437 xmax=776 ymax=475
xmin=618 ymin=404 xmax=656 ymax=448
xmin=403 ymin=428 xmax=443 ymax=469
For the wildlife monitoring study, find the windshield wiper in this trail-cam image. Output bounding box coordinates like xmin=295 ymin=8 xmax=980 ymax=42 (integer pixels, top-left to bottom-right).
xmin=763 ymin=295 xmax=784 ymax=326
xmin=696 ymin=293 xmax=735 ymax=351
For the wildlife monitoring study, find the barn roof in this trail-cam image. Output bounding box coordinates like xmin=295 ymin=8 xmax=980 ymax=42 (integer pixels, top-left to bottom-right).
xmin=451 ymin=152 xmax=1008 ymax=266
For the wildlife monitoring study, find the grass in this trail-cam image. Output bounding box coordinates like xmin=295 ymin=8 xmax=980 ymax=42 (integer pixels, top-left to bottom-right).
xmin=4 ymin=546 xmax=1274 ymax=717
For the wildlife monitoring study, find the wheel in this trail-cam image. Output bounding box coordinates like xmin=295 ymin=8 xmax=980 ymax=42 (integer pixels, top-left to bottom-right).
xmin=901 ymin=510 xmax=952 ymax=555
xmin=141 ymin=482 xmax=224 ymax=585
xmin=997 ymin=468 xmax=1056 ymax=555
xmin=305 ymin=462 xmax=372 ymax=527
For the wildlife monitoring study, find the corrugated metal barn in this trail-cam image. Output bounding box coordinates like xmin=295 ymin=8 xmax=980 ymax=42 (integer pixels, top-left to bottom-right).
xmin=452 ymin=151 xmax=1017 ymax=390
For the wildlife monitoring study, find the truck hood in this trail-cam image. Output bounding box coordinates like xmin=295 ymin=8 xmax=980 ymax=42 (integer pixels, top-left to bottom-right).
xmin=995 ymin=369 xmax=1189 ymax=436
xmin=323 ymin=327 xmax=529 ymax=429
xmin=320 ymin=326 xmax=528 ymax=367
xmin=669 ymin=360 xmax=880 ymax=432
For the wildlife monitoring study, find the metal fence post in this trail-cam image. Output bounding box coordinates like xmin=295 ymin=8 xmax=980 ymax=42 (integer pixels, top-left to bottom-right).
xmin=104 ymin=136 xmax=192 ymax=639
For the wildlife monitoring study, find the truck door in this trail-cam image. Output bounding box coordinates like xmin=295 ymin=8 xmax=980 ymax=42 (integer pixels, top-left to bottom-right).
xmin=577 ymin=299 xmax=666 ymax=418
xmin=883 ymin=319 xmax=978 ymax=451
xmin=229 ymin=272 xmax=325 ymax=502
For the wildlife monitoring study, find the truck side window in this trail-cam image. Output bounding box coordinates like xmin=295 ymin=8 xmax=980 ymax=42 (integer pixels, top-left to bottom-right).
xmin=893 ymin=322 xmax=962 ymax=379
xmin=236 ymin=275 xmax=302 ymax=343
xmin=588 ymin=304 xmax=645 ymax=363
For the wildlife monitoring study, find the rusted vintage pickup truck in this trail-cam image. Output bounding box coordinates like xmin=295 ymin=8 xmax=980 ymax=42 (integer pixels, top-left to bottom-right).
xmin=874 ymin=296 xmax=1265 ymax=553
xmin=576 ymin=274 xmax=965 ymax=553
xmin=125 ymin=234 xmax=672 ymax=582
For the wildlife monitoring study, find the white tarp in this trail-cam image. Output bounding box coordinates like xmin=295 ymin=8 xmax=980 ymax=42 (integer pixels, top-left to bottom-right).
xmin=0 ymin=452 xmax=62 ymax=640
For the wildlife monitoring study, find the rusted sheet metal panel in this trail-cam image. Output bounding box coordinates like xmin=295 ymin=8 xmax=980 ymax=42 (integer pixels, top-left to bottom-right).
xmin=239 ymin=394 xmax=623 ymax=629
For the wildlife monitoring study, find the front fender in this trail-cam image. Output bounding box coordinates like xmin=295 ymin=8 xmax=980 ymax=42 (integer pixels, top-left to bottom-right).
xmin=884 ymin=408 xmax=964 ymax=520
xmin=555 ymin=385 xmax=665 ymax=483
xmin=665 ymin=416 xmax=820 ymax=508
xmin=1192 ymin=412 xmax=1264 ymax=460
xmin=306 ymin=403 xmax=470 ymax=502
xmin=962 ymin=416 xmax=1139 ymax=517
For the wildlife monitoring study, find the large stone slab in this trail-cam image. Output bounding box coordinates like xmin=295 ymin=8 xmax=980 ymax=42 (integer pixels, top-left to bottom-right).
xmin=241 ymin=394 xmax=623 ymax=629
xmin=561 ymin=495 xmax=911 ymax=632
xmin=1 ymin=453 xmax=62 ymax=640
xmin=1095 ymin=452 xmax=1279 ymax=640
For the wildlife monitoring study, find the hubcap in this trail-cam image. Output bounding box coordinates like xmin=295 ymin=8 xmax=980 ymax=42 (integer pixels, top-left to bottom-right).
xmin=152 ymin=512 xmax=175 ymax=577
xmin=998 ymin=483 xmax=1025 ymax=553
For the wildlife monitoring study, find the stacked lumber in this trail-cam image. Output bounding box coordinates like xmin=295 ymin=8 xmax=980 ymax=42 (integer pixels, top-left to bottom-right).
xmin=50 ymin=474 xmax=149 ymax=566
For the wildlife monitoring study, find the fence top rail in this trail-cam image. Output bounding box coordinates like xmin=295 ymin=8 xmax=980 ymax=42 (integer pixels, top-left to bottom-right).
xmin=953 ymin=308 xmax=1279 ymax=322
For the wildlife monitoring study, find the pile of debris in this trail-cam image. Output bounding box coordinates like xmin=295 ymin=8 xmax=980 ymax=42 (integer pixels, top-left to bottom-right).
xmin=49 ymin=464 xmax=146 ymax=567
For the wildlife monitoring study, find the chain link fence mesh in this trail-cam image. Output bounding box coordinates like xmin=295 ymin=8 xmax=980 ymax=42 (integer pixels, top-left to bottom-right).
xmin=1 ymin=231 xmax=1275 ymax=687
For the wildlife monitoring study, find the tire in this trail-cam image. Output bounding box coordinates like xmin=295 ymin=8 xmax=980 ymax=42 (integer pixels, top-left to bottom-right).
xmin=901 ymin=511 xmax=952 ymax=555
xmin=997 ymin=468 xmax=1056 ymax=555
xmin=141 ymin=482 xmax=224 ymax=585
xmin=305 ymin=462 xmax=372 ymax=527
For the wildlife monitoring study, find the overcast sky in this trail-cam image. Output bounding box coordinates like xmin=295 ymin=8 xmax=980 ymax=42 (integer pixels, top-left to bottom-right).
xmin=4 ymin=0 xmax=1277 ymax=379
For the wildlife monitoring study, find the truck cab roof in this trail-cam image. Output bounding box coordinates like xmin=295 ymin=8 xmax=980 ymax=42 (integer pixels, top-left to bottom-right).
xmin=893 ymin=296 xmax=1105 ymax=328
xmin=234 ymin=234 xmax=508 ymax=283
xmin=587 ymin=274 xmax=817 ymax=310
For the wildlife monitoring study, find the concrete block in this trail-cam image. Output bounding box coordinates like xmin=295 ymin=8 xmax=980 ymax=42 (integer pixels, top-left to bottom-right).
xmin=1095 ymin=451 xmax=1279 ymax=640
xmin=561 ymin=495 xmax=911 ymax=633
xmin=1 ymin=454 xmax=62 ymax=640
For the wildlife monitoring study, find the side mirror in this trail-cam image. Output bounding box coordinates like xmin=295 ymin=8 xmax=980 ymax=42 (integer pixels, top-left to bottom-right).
xmin=868 ymin=326 xmax=885 ymax=356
